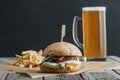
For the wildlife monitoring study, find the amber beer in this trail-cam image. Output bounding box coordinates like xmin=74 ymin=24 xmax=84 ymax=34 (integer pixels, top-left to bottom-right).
xmin=82 ymin=7 xmax=106 ymax=60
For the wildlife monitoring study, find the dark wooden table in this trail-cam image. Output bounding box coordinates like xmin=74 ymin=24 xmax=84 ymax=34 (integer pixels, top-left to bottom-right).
xmin=0 ymin=56 xmax=120 ymax=80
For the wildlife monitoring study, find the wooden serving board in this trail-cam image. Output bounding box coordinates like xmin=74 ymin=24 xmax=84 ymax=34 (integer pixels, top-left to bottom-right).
xmin=0 ymin=61 xmax=120 ymax=78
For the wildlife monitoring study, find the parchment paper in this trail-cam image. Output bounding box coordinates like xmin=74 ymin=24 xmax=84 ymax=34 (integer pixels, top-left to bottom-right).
xmin=0 ymin=61 xmax=120 ymax=78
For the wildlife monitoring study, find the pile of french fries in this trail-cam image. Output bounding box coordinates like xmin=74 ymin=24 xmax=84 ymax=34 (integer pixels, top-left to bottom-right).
xmin=7 ymin=50 xmax=44 ymax=68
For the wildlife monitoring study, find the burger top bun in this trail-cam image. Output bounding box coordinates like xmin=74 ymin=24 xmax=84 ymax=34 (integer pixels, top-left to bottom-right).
xmin=42 ymin=42 xmax=82 ymax=57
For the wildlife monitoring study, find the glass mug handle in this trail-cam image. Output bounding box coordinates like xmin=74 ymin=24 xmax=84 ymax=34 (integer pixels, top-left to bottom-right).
xmin=72 ymin=16 xmax=83 ymax=49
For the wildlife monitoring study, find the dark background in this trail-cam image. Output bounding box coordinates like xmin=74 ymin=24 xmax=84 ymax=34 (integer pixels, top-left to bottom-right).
xmin=0 ymin=0 xmax=120 ymax=57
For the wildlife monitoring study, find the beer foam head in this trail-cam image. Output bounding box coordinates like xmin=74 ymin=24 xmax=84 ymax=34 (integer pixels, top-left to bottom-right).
xmin=82 ymin=7 xmax=106 ymax=11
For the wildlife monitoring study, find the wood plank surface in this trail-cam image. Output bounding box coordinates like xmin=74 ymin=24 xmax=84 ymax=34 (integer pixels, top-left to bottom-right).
xmin=108 ymin=56 xmax=120 ymax=80
xmin=81 ymin=72 xmax=108 ymax=80
xmin=108 ymin=56 xmax=120 ymax=62
xmin=58 ymin=74 xmax=83 ymax=80
xmin=5 ymin=73 xmax=21 ymax=80
xmin=17 ymin=74 xmax=43 ymax=80
xmin=0 ymin=73 xmax=8 ymax=80
xmin=44 ymin=75 xmax=59 ymax=80
xmin=0 ymin=57 xmax=16 ymax=64
xmin=81 ymin=56 xmax=120 ymax=80
xmin=113 ymin=69 xmax=120 ymax=75
xmin=106 ymin=69 xmax=120 ymax=80
xmin=0 ymin=56 xmax=120 ymax=80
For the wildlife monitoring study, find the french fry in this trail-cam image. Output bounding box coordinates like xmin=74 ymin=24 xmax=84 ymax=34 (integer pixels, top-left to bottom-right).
xmin=7 ymin=50 xmax=44 ymax=68
xmin=29 ymin=64 xmax=32 ymax=68
xmin=15 ymin=54 xmax=22 ymax=58
xmin=19 ymin=64 xmax=24 ymax=68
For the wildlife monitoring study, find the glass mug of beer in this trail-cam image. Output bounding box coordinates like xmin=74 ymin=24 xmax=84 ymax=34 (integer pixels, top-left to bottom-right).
xmin=72 ymin=7 xmax=107 ymax=61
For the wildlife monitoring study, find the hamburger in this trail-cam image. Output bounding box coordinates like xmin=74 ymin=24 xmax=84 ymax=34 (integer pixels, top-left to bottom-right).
xmin=39 ymin=42 xmax=82 ymax=73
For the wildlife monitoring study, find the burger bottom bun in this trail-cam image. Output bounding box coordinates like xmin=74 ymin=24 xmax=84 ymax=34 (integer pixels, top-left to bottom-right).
xmin=40 ymin=64 xmax=81 ymax=73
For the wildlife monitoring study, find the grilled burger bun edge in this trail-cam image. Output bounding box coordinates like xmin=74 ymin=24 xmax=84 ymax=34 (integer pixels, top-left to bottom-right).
xmin=42 ymin=42 xmax=82 ymax=56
